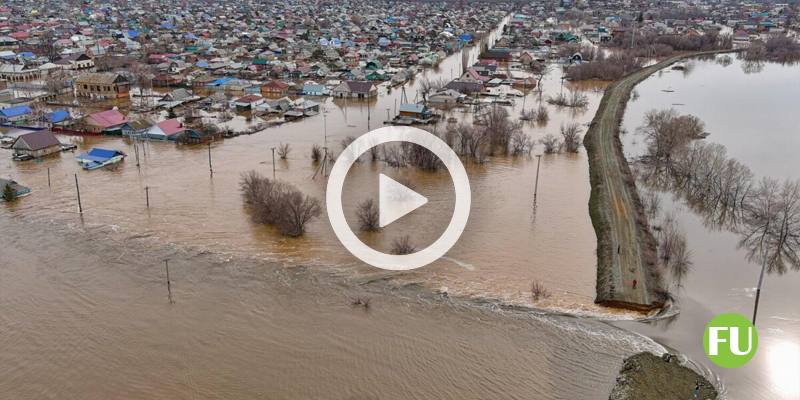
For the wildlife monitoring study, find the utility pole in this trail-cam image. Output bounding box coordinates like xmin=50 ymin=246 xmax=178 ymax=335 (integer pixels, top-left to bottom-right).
xmin=133 ymin=139 xmax=140 ymax=168
xmin=47 ymin=167 xmax=51 ymax=188
xmin=753 ymin=250 xmax=768 ymax=325
xmin=271 ymin=147 xmax=276 ymax=179
xmin=74 ymin=173 xmax=82 ymax=213
xmin=164 ymin=259 xmax=174 ymax=304
xmin=207 ymin=142 xmax=213 ymax=177
xmin=145 ymin=186 xmax=150 ymax=209
xmin=533 ymin=154 xmax=542 ymax=201
xmin=386 ymin=108 xmax=390 ymax=121
xmin=367 ymin=103 xmax=371 ymax=131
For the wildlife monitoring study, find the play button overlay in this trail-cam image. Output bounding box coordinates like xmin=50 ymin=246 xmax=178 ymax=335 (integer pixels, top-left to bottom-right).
xmin=326 ymin=127 xmax=471 ymax=271
xmin=379 ymin=174 xmax=428 ymax=227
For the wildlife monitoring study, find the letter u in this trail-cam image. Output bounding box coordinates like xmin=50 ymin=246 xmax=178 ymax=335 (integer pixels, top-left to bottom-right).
xmin=729 ymin=327 xmax=754 ymax=355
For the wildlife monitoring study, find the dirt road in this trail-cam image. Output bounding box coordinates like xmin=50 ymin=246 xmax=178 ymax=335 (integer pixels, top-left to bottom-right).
xmin=584 ymin=51 xmax=735 ymax=310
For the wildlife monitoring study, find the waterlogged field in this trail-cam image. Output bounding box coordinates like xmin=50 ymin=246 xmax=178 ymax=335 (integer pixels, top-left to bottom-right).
xmin=617 ymin=55 xmax=800 ymax=400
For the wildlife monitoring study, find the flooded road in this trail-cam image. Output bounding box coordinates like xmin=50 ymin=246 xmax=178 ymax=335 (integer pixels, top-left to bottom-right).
xmin=0 ymin=28 xmax=610 ymax=314
xmin=618 ymin=55 xmax=800 ymax=399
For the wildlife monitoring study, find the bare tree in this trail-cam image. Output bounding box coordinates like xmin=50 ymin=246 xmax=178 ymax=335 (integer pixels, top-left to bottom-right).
xmin=356 ymin=198 xmax=380 ymax=231
xmin=509 ymin=131 xmax=533 ymax=156
xmin=738 ymin=178 xmax=800 ymax=324
xmin=419 ymin=77 xmax=447 ymax=102
xmin=560 ymin=123 xmax=583 ymax=153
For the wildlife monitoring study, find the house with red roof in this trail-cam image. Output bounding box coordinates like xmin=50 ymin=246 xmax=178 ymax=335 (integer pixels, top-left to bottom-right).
xmin=146 ymin=118 xmax=188 ymax=140
xmin=80 ymin=109 xmax=129 ymax=134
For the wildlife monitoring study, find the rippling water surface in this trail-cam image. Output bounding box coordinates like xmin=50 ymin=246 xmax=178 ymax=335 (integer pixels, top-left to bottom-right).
xmin=617 ymin=55 xmax=800 ymax=400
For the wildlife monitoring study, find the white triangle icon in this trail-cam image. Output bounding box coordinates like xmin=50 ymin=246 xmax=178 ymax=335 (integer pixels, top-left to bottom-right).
xmin=379 ymin=174 xmax=428 ymax=228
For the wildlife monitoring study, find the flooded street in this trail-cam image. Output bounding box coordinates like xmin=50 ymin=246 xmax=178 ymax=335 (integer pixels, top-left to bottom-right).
xmin=1 ymin=27 xmax=610 ymax=314
xmin=618 ymin=55 xmax=800 ymax=400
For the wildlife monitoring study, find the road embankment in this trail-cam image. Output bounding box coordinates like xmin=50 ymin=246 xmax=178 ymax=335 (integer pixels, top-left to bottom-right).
xmin=584 ymin=50 xmax=739 ymax=311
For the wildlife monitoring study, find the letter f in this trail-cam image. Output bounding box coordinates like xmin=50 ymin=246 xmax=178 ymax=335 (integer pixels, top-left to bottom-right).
xmin=709 ymin=327 xmax=728 ymax=355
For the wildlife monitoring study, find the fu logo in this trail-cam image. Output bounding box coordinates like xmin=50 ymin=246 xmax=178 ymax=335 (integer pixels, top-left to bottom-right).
xmin=703 ymin=313 xmax=758 ymax=368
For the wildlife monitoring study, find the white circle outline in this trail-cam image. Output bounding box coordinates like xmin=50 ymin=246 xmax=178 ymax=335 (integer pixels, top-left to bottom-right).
xmin=326 ymin=126 xmax=471 ymax=271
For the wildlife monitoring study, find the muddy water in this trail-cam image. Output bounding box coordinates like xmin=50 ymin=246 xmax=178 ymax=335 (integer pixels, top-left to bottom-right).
xmin=617 ymin=55 xmax=800 ymax=399
xmin=0 ymin=211 xmax=668 ymax=399
xmin=0 ymin=35 xmax=610 ymax=313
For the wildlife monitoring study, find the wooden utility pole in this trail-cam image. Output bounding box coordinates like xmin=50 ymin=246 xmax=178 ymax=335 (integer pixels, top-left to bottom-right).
xmin=533 ymin=154 xmax=542 ymax=201
xmin=74 ymin=174 xmax=82 ymax=213
xmin=271 ymin=147 xmax=276 ymax=179
xmin=134 ymin=141 xmax=140 ymax=167
xmin=208 ymin=142 xmax=213 ymax=177
xmin=164 ymin=259 xmax=174 ymax=304
xmin=145 ymin=186 xmax=150 ymax=208
xmin=47 ymin=167 xmax=51 ymax=188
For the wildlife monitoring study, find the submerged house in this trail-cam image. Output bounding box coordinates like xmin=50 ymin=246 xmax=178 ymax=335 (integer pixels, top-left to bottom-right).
xmin=11 ymin=130 xmax=62 ymax=158
xmin=0 ymin=178 xmax=31 ymax=199
xmin=0 ymin=105 xmax=32 ymax=123
xmin=74 ymin=73 xmax=130 ymax=99
xmin=146 ymin=119 xmax=190 ymax=140
xmin=332 ymin=81 xmax=377 ymax=99
xmin=81 ymin=109 xmax=129 ymax=134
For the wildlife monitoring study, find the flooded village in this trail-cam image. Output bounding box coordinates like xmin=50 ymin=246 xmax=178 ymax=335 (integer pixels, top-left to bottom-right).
xmin=1 ymin=0 xmax=800 ymax=399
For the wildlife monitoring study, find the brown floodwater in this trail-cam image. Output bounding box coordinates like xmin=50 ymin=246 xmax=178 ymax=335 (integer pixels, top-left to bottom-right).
xmin=0 ymin=31 xmax=613 ymax=315
xmin=0 ymin=211 xmax=666 ymax=399
xmin=0 ymin=20 xmax=665 ymax=399
xmin=617 ymin=55 xmax=800 ymax=400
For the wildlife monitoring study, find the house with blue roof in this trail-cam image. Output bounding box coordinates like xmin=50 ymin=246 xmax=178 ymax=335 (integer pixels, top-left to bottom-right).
xmin=45 ymin=110 xmax=71 ymax=125
xmin=0 ymin=105 xmax=32 ymax=123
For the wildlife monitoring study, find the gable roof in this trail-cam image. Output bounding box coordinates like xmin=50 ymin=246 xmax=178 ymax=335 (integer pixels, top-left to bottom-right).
xmin=155 ymin=119 xmax=185 ymax=135
xmin=0 ymin=105 xmax=32 ymax=118
xmin=75 ymin=72 xmax=127 ymax=85
xmin=12 ymin=130 xmax=61 ymax=151
xmin=87 ymin=109 xmax=128 ymax=128
xmin=346 ymin=81 xmax=375 ymax=93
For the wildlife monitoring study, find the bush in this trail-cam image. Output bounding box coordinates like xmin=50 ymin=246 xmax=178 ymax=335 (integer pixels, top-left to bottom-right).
xmin=547 ymin=89 xmax=588 ymax=108
xmin=311 ymin=144 xmax=322 ymax=162
xmin=277 ymin=142 xmax=291 ymax=159
xmin=531 ymin=281 xmax=550 ymax=301
xmin=391 ymin=235 xmax=415 ymax=255
xmin=540 ymin=134 xmax=561 ymax=154
xmin=240 ymin=171 xmax=321 ymax=237
xmin=356 ymin=198 xmax=380 ymax=231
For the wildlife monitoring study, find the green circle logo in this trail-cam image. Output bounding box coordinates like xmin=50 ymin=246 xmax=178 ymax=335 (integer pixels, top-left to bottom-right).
xmin=703 ymin=313 xmax=758 ymax=368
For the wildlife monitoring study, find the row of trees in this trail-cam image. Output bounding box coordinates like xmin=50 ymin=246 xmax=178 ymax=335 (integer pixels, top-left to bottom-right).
xmin=635 ymin=109 xmax=800 ymax=322
xmin=744 ymin=34 xmax=800 ymax=64
xmin=565 ymin=52 xmax=644 ymax=81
